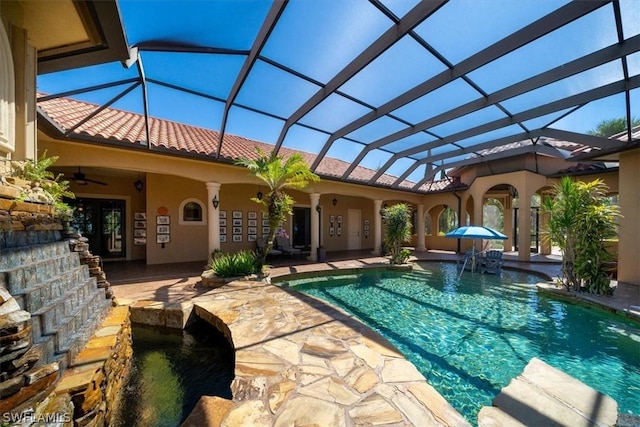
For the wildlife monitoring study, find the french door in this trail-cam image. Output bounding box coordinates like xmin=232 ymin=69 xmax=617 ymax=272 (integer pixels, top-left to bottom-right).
xmin=69 ymin=198 xmax=126 ymax=259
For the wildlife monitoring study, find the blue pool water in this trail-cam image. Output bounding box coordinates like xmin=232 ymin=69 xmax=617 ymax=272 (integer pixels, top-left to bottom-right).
xmin=280 ymin=263 xmax=640 ymax=423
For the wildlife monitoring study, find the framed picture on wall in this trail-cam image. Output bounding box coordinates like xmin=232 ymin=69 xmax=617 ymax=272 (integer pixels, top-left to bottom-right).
xmin=157 ymin=215 xmax=170 ymax=225
xmin=262 ymin=212 xmax=269 ymax=219
xmin=219 ymin=210 xmax=227 ymax=219
xmin=329 ymin=227 xmax=334 ymax=236
xmin=134 ymin=212 xmax=146 ymax=221
xmin=262 ymin=219 xmax=269 ymax=226
xmin=364 ymin=219 xmax=370 ymax=226
xmin=220 ymin=226 xmax=227 ymax=235
xmin=248 ymin=219 xmax=257 ymax=227
xmin=248 ymin=227 xmax=257 ymax=234
xmin=262 ymin=226 xmax=270 ymax=235
xmin=248 ymin=234 xmax=257 ymax=242
xmin=157 ymin=234 xmax=170 ymax=244
xmin=157 ymin=225 xmax=170 ymax=234
xmin=134 ymin=238 xmax=146 ymax=246
xmin=220 ymin=234 xmax=227 ymax=243
xmin=232 ymin=210 xmax=243 ymax=219
xmin=337 ymin=227 xmax=342 ymax=236
xmin=134 ymin=220 xmax=146 ymax=229
xmin=134 ymin=229 xmax=146 ymax=238
xmin=232 ymin=234 xmax=242 ymax=242
xmin=337 ymin=215 xmax=342 ymax=224
xmin=232 ymin=219 xmax=242 ymax=227
xmin=248 ymin=211 xmax=257 ymax=220
xmin=330 ymin=215 xmax=335 ymax=224
xmin=233 ymin=227 xmax=242 ymax=235
xmin=219 ymin=218 xmax=227 ymax=226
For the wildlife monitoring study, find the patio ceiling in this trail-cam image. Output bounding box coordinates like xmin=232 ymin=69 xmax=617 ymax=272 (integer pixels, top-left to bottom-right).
xmin=36 ymin=0 xmax=640 ymax=193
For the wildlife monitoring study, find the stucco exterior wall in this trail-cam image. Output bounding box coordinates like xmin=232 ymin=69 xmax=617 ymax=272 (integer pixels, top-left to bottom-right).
xmin=68 ymin=172 xmax=147 ymax=261
xmin=146 ymin=173 xmax=209 ymax=265
xmin=618 ymin=149 xmax=639 ymax=286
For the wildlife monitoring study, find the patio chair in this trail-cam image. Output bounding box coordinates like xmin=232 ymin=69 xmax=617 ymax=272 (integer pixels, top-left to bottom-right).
xmin=275 ymin=236 xmax=302 ymax=257
xmin=256 ymin=237 xmax=282 ymax=256
xmin=479 ymin=250 xmax=504 ymax=275
xmin=457 ymin=248 xmax=481 ymax=274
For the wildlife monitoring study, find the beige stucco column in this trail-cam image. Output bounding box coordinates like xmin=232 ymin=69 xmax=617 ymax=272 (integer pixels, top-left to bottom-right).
xmin=372 ymin=200 xmax=383 ymax=255
xmin=206 ymin=182 xmax=221 ymax=256
xmin=539 ymin=195 xmax=552 ymax=255
xmin=517 ymin=190 xmax=531 ymax=262
xmin=309 ymin=193 xmax=320 ymax=262
xmin=504 ymin=196 xmax=513 ymax=251
xmin=474 ymin=194 xmax=484 ymax=252
xmin=618 ymin=149 xmax=639 ymax=286
xmin=416 ymin=204 xmax=426 ymax=251
xmin=10 ymin=25 xmax=37 ymax=160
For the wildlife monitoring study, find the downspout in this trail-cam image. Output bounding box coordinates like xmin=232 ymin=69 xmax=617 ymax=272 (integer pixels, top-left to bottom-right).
xmin=454 ymin=191 xmax=461 ymax=254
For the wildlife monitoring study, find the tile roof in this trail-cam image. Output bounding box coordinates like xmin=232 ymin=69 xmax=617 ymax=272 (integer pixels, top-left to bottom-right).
xmin=556 ymin=162 xmax=609 ymax=175
xmin=37 ymin=94 xmax=463 ymax=194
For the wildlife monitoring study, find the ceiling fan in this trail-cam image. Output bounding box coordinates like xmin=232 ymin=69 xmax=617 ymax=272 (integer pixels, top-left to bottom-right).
xmin=69 ymin=167 xmax=107 ymax=186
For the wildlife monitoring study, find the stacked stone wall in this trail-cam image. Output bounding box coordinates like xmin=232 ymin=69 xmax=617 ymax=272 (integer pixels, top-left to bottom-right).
xmin=1 ymin=197 xmax=130 ymax=426
xmin=52 ymin=306 xmax=132 ymax=426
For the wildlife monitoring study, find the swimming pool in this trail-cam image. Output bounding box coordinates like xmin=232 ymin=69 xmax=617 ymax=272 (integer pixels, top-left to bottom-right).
xmin=279 ymin=263 xmax=640 ymax=423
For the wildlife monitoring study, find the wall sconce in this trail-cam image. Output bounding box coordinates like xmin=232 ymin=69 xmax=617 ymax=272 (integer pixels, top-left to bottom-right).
xmin=212 ymin=194 xmax=219 ymax=209
xmin=379 ymin=203 xmax=388 ymax=216
xmin=332 ymin=195 xmax=337 ymax=206
xmin=134 ymin=179 xmax=143 ymax=192
xmin=315 ymin=205 xmax=321 ymax=213
xmin=256 ymin=189 xmax=263 ymax=201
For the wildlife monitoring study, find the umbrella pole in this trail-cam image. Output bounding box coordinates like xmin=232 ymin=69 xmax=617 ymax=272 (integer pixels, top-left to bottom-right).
xmin=472 ymin=238 xmax=476 ymax=273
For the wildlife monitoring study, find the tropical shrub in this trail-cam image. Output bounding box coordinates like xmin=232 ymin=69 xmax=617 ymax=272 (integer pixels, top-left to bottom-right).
xmin=209 ymin=250 xmax=260 ymax=278
xmin=541 ymin=177 xmax=619 ymax=294
xmin=235 ymin=148 xmax=319 ymax=265
xmin=382 ymin=203 xmax=413 ymax=264
xmin=9 ymin=151 xmax=74 ymax=216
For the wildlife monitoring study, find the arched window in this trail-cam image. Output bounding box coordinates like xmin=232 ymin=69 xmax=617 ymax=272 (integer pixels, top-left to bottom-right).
xmin=179 ymin=199 xmax=206 ymax=225
xmin=424 ymin=214 xmax=432 ymax=236
xmin=438 ymin=206 xmax=457 ymax=235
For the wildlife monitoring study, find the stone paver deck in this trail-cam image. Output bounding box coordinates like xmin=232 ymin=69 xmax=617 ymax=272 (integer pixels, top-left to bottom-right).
xmin=109 ymin=251 xmax=639 ymax=426
xmin=133 ymin=278 xmax=470 ymax=426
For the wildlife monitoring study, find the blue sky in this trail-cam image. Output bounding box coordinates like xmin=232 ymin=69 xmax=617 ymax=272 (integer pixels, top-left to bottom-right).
xmin=37 ymin=0 xmax=640 ymax=182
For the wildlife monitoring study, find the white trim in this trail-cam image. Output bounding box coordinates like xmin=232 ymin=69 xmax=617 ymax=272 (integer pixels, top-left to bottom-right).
xmin=0 ymin=20 xmax=15 ymax=153
xmin=179 ymin=198 xmax=207 ymax=225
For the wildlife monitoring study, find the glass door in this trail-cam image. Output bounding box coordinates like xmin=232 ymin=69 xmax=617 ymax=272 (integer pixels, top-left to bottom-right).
xmin=292 ymin=207 xmax=310 ymax=249
xmin=70 ymin=198 xmax=126 ymax=259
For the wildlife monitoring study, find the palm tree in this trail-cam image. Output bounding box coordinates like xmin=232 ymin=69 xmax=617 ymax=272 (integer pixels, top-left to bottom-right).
xmin=588 ymin=117 xmax=639 ymax=137
xmin=541 ymin=176 xmax=619 ymax=293
xmin=235 ymin=148 xmax=320 ymax=265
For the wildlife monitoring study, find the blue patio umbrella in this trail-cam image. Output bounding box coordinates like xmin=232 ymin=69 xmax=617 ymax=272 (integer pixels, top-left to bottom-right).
xmin=445 ymin=225 xmax=507 ymax=240
xmin=446 ymin=226 xmax=507 ymax=273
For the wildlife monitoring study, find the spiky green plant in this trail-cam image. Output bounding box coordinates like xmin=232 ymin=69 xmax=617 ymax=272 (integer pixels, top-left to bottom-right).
xmin=209 ymin=250 xmax=260 ymax=278
xmin=541 ymin=177 xmax=620 ymax=293
xmin=235 ymin=148 xmax=319 ymax=265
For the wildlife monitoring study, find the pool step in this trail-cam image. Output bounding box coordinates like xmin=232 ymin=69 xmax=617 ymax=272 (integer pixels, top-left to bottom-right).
xmin=478 ymin=357 xmax=618 ymax=427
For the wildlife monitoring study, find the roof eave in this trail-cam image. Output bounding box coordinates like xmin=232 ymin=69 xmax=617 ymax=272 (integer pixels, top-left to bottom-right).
xmin=37 ymin=1 xmax=131 ymax=75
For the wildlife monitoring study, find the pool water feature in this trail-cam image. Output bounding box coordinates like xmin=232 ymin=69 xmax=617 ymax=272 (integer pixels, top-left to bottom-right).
xmin=113 ymin=318 xmax=234 ymax=427
xmin=280 ymin=263 xmax=640 ymax=424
